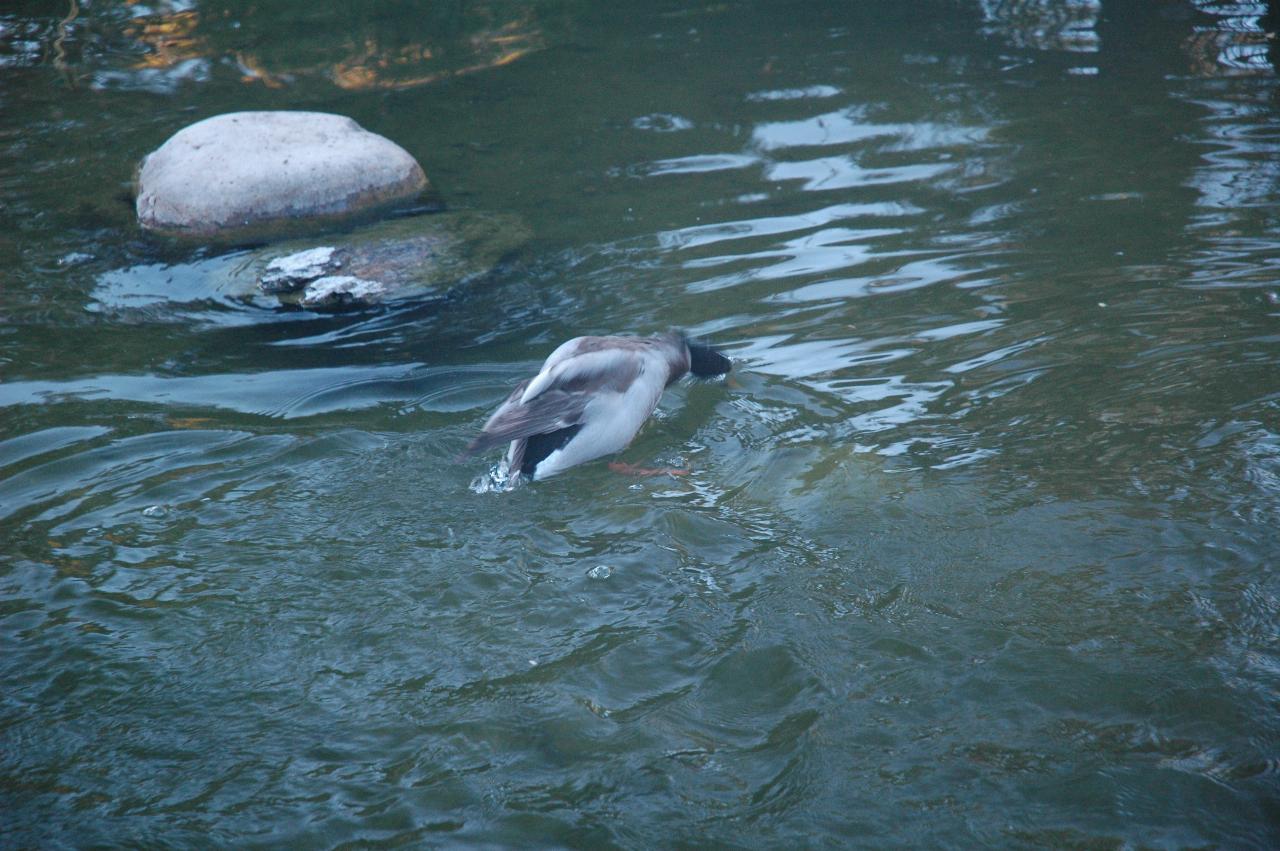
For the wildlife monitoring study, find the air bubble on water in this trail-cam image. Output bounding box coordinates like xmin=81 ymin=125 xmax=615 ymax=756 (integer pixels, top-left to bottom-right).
xmin=587 ymin=564 xmax=613 ymax=580
xmin=142 ymin=505 xmax=168 ymax=518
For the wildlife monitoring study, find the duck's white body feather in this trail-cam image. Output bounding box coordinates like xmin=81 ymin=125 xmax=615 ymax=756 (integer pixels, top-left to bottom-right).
xmin=510 ymin=357 xmax=664 ymax=479
xmin=468 ymin=332 xmax=728 ymax=482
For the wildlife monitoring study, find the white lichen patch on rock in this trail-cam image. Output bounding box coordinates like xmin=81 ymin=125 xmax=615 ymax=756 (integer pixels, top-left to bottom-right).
xmin=135 ymin=111 xmax=428 ymax=239
xmin=260 ymin=246 xmax=343 ymax=293
xmin=300 ymin=275 xmax=390 ymax=310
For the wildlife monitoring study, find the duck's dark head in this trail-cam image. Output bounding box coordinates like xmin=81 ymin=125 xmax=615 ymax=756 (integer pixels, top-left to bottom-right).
xmin=685 ymin=337 xmax=732 ymax=377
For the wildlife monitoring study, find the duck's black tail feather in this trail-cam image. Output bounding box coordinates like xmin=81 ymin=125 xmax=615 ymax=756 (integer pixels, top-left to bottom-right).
xmin=521 ymin=425 xmax=582 ymax=476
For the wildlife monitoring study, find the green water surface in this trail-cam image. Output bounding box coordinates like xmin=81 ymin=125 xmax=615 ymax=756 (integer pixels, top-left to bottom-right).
xmin=3 ymin=1 xmax=1279 ymax=846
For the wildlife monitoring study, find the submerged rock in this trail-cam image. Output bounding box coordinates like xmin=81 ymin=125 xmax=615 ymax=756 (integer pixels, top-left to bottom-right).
xmin=95 ymin=210 xmax=528 ymax=317
xmin=135 ymin=111 xmax=429 ymax=239
xmin=225 ymin=210 xmax=529 ymax=310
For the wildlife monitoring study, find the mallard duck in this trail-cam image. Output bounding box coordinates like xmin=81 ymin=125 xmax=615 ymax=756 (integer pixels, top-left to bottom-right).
xmin=467 ymin=331 xmax=731 ymax=482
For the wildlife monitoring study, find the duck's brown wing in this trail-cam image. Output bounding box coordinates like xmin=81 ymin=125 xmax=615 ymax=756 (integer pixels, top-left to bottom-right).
xmin=465 ymin=385 xmax=593 ymax=455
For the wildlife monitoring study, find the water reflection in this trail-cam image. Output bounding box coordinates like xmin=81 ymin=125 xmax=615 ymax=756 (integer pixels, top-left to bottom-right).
xmin=978 ymin=0 xmax=1101 ymax=54
xmin=752 ymin=111 xmax=988 ymax=153
xmin=1185 ymin=0 xmax=1275 ymax=76
xmin=745 ymin=84 xmax=843 ymax=103
xmin=683 ymin=226 xmax=909 ymax=294
xmin=979 ymin=0 xmax=1278 ymax=78
xmin=660 ymin=202 xmax=916 ymax=249
xmin=768 ymin=156 xmax=952 ymax=191
xmin=37 ymin=0 xmax=556 ymax=93
xmin=0 ymin=12 xmax=58 ymax=69
xmin=1186 ymin=94 xmax=1280 ymax=217
xmin=637 ymin=152 xmax=760 ymax=177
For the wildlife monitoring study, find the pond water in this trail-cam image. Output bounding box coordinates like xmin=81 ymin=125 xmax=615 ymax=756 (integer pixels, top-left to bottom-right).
xmin=4 ymin=0 xmax=1280 ymax=846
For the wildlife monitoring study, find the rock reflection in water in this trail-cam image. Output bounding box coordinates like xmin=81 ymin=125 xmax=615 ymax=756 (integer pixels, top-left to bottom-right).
xmin=76 ymin=0 xmax=554 ymax=92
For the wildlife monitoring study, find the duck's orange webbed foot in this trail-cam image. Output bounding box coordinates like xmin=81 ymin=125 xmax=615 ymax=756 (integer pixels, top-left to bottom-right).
xmin=608 ymin=461 xmax=690 ymax=477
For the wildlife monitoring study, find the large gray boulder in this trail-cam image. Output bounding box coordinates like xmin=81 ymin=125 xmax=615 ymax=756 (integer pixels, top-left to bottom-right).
xmin=135 ymin=111 xmax=429 ymax=239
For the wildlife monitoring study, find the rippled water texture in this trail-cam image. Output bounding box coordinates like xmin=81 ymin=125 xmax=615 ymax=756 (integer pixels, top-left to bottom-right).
xmin=4 ymin=1 xmax=1280 ymax=846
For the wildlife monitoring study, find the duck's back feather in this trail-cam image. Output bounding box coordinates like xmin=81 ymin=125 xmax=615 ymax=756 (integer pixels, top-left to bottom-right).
xmin=519 ymin=343 xmax=646 ymax=404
